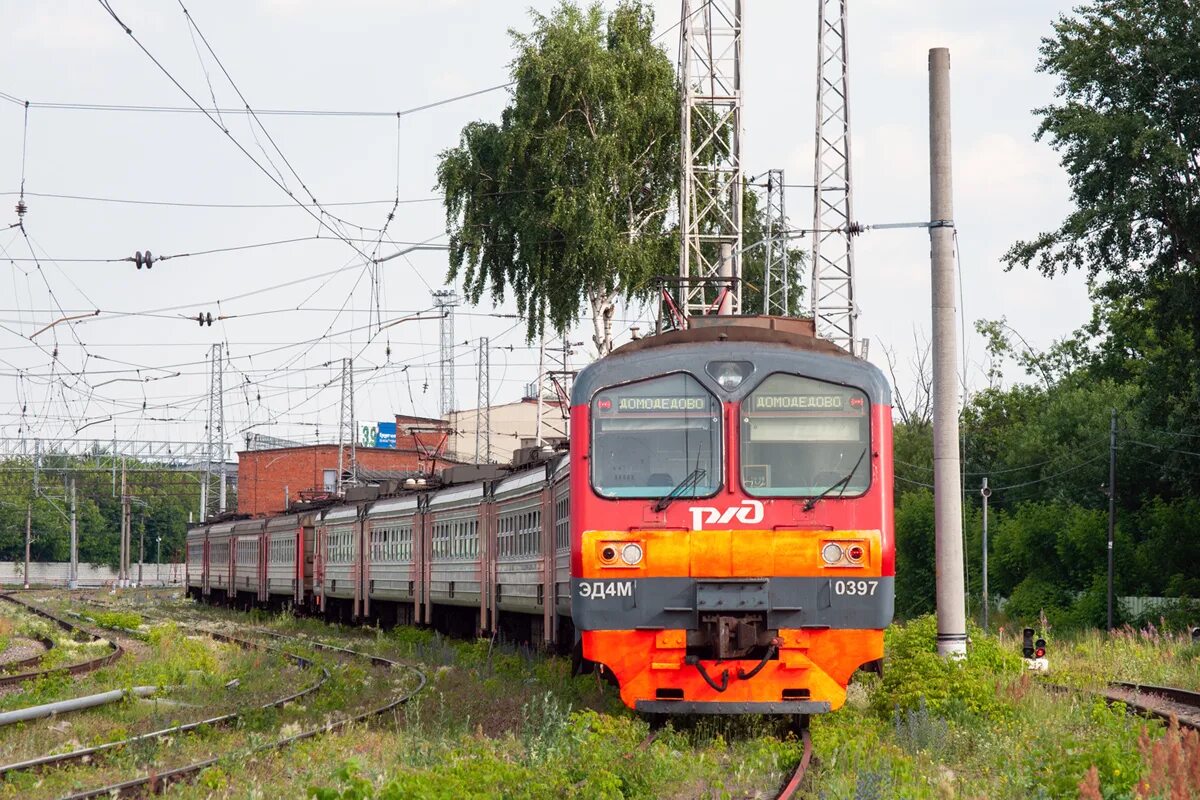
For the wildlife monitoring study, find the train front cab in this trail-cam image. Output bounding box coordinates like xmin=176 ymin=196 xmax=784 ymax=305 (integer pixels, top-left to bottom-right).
xmin=570 ymin=326 xmax=895 ymax=715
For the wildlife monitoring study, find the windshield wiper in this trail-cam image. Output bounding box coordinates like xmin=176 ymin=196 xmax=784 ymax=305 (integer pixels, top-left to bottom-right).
xmin=802 ymin=448 xmax=867 ymax=512
xmin=653 ymin=468 xmax=707 ymax=512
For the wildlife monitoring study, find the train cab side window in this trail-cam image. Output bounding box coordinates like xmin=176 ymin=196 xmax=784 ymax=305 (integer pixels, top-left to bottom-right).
xmin=740 ymin=373 xmax=871 ymax=498
xmin=591 ymin=373 xmax=721 ymax=499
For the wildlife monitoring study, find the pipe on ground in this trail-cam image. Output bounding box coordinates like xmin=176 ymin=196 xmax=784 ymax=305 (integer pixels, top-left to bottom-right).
xmin=0 ymin=686 xmax=158 ymax=727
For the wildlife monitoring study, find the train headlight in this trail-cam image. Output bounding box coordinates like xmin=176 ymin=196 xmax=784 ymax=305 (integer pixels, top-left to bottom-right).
xmin=706 ymin=360 xmax=754 ymax=391
xmin=821 ymin=542 xmax=843 ymax=565
xmin=620 ymin=543 xmax=644 ymax=565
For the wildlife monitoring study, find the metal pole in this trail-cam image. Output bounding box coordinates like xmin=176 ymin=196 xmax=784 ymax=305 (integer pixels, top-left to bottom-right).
xmin=137 ymin=511 xmax=144 ymax=587
xmin=1107 ymin=407 xmax=1117 ymax=630
xmin=980 ymin=477 xmax=990 ymax=632
xmin=24 ymin=503 xmax=31 ymax=590
xmin=156 ymin=535 xmax=162 ymax=585
xmin=120 ymin=460 xmax=128 ymax=587
xmin=718 ymin=242 xmax=734 ymax=315
xmin=929 ymin=47 xmax=966 ymax=659
xmin=68 ymin=478 xmax=78 ymax=590
xmin=535 ymin=327 xmax=546 ymax=447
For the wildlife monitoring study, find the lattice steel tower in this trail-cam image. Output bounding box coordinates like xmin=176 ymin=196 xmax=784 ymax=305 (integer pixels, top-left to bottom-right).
xmin=432 ymin=290 xmax=458 ymax=416
xmin=336 ymin=357 xmax=356 ymax=492
xmin=811 ymin=0 xmax=858 ymax=354
xmin=201 ymin=343 xmax=225 ymax=521
xmin=761 ymin=168 xmax=790 ymax=315
xmin=678 ymin=0 xmax=744 ymax=317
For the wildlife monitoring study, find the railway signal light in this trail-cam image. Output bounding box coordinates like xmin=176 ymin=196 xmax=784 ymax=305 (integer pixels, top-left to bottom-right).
xmin=1191 ymin=625 xmax=1200 ymax=644
xmin=1035 ymin=638 xmax=1047 ymax=659
xmin=1022 ymin=627 xmax=1035 ymax=659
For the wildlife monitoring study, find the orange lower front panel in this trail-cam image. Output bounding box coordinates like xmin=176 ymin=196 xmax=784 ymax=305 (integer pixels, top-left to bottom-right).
xmin=583 ymin=628 xmax=882 ymax=712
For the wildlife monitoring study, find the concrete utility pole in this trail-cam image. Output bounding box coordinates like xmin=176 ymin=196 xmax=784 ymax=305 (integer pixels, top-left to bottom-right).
xmin=137 ymin=510 xmax=144 ymax=587
xmin=24 ymin=503 xmax=31 ymax=590
xmin=120 ymin=460 xmax=129 ymax=588
xmin=980 ymin=477 xmax=991 ymax=632
xmin=68 ymin=478 xmax=78 ymax=590
xmin=475 ymin=337 xmax=490 ymax=463
xmin=929 ymin=47 xmax=967 ymax=659
xmin=1107 ymin=407 xmax=1117 ymax=630
xmin=535 ymin=327 xmax=546 ymax=447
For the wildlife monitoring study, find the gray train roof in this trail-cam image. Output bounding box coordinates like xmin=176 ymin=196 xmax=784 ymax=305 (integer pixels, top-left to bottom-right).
xmin=572 ymin=325 xmax=891 ymax=406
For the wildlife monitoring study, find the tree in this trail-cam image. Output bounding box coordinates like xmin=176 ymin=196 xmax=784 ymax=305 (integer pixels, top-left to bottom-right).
xmin=438 ymin=1 xmax=678 ymax=354
xmin=1005 ymin=0 xmax=1200 ymax=445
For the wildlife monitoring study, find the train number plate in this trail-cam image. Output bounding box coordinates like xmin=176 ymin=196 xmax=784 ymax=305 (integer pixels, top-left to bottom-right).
xmin=578 ymin=580 xmax=633 ymax=599
xmin=833 ymin=579 xmax=878 ymax=597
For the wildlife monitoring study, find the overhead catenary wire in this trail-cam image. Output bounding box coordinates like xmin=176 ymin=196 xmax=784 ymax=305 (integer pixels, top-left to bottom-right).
xmin=93 ymin=0 xmax=374 ymax=264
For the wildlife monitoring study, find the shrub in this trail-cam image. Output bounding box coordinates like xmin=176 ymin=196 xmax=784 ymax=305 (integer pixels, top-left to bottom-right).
xmin=873 ymin=615 xmax=1022 ymax=723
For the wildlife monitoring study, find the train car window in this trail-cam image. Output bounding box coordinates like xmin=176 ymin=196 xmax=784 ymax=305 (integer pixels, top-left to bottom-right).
xmin=591 ymin=373 xmax=721 ymax=498
xmin=740 ymin=373 xmax=871 ymax=498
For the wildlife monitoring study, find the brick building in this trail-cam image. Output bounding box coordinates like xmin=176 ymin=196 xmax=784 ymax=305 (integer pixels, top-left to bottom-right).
xmin=237 ymin=437 xmax=456 ymax=517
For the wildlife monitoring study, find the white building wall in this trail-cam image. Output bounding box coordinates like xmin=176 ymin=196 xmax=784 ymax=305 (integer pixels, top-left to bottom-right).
xmin=447 ymin=400 xmax=567 ymax=463
xmin=0 ymin=562 xmax=185 ymax=587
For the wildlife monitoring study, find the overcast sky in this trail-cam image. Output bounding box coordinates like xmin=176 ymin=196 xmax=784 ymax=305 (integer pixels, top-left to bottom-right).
xmin=0 ymin=0 xmax=1089 ymax=453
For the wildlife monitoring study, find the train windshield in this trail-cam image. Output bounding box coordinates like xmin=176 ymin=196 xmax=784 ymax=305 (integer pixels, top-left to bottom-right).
xmin=591 ymin=373 xmax=721 ymax=499
xmin=740 ymin=373 xmax=870 ymax=498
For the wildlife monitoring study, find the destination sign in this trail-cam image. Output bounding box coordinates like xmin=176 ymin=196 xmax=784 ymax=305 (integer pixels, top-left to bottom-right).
xmin=607 ymin=396 xmax=709 ymax=412
xmin=751 ymin=394 xmax=865 ymax=413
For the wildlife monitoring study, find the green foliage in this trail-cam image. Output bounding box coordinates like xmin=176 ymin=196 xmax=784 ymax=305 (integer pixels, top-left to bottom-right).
xmin=438 ymin=1 xmax=678 ymax=348
xmin=893 ymin=489 xmax=935 ymax=619
xmin=92 ymin=611 xmax=143 ymax=631
xmin=1003 ymin=0 xmax=1200 ymax=498
xmin=873 ymin=615 xmax=1022 ymax=722
xmin=0 ymin=454 xmax=195 ymax=567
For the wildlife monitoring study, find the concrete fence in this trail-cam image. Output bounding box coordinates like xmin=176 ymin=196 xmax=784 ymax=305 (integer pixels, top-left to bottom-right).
xmin=0 ymin=561 xmax=185 ymax=588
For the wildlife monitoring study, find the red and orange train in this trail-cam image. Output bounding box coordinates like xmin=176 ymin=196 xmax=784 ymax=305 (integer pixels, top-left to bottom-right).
xmin=187 ymin=316 xmax=894 ymax=716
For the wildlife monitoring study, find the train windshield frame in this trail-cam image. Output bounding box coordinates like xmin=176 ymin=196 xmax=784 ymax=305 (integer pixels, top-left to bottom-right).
xmin=590 ymin=372 xmax=722 ymax=500
xmin=739 ymin=372 xmax=871 ymax=498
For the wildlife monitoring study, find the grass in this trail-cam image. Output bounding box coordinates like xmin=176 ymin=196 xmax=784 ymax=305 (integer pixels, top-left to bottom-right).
xmin=4 ymin=592 xmax=1199 ymax=799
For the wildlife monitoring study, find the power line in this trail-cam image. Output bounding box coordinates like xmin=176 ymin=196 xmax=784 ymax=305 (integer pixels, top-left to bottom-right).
xmin=1125 ymin=439 xmax=1200 ymax=459
xmin=93 ymin=0 xmax=373 ymax=263
xmin=0 ymin=190 xmax=436 ymax=209
xmin=0 ymin=81 xmax=513 ymax=117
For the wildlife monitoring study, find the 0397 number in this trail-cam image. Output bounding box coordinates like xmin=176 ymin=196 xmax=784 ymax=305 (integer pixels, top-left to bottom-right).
xmin=833 ymin=579 xmax=878 ymax=597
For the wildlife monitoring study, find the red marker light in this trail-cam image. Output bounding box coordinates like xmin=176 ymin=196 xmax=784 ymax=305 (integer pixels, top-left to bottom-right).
xmin=598 ymin=398 xmax=612 ymax=411
xmin=847 ymin=544 xmax=865 ymax=562
xmin=849 ymin=397 xmax=864 ymax=408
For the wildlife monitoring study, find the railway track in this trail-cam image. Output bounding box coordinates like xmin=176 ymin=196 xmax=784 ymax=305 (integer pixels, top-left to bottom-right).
xmin=1103 ymin=681 xmax=1200 ymax=731
xmin=0 ymin=593 xmax=124 ymax=688
xmin=773 ymin=725 xmax=813 ymax=800
xmin=0 ymin=593 xmax=428 ymax=799
xmin=98 ymin=592 xmax=822 ymax=798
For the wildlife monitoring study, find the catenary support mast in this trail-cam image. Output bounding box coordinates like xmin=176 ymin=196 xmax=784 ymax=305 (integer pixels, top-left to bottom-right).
xmin=678 ymin=0 xmax=743 ymax=317
xmin=433 ymin=290 xmax=459 ymax=416
xmin=811 ymin=0 xmax=858 ymax=353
